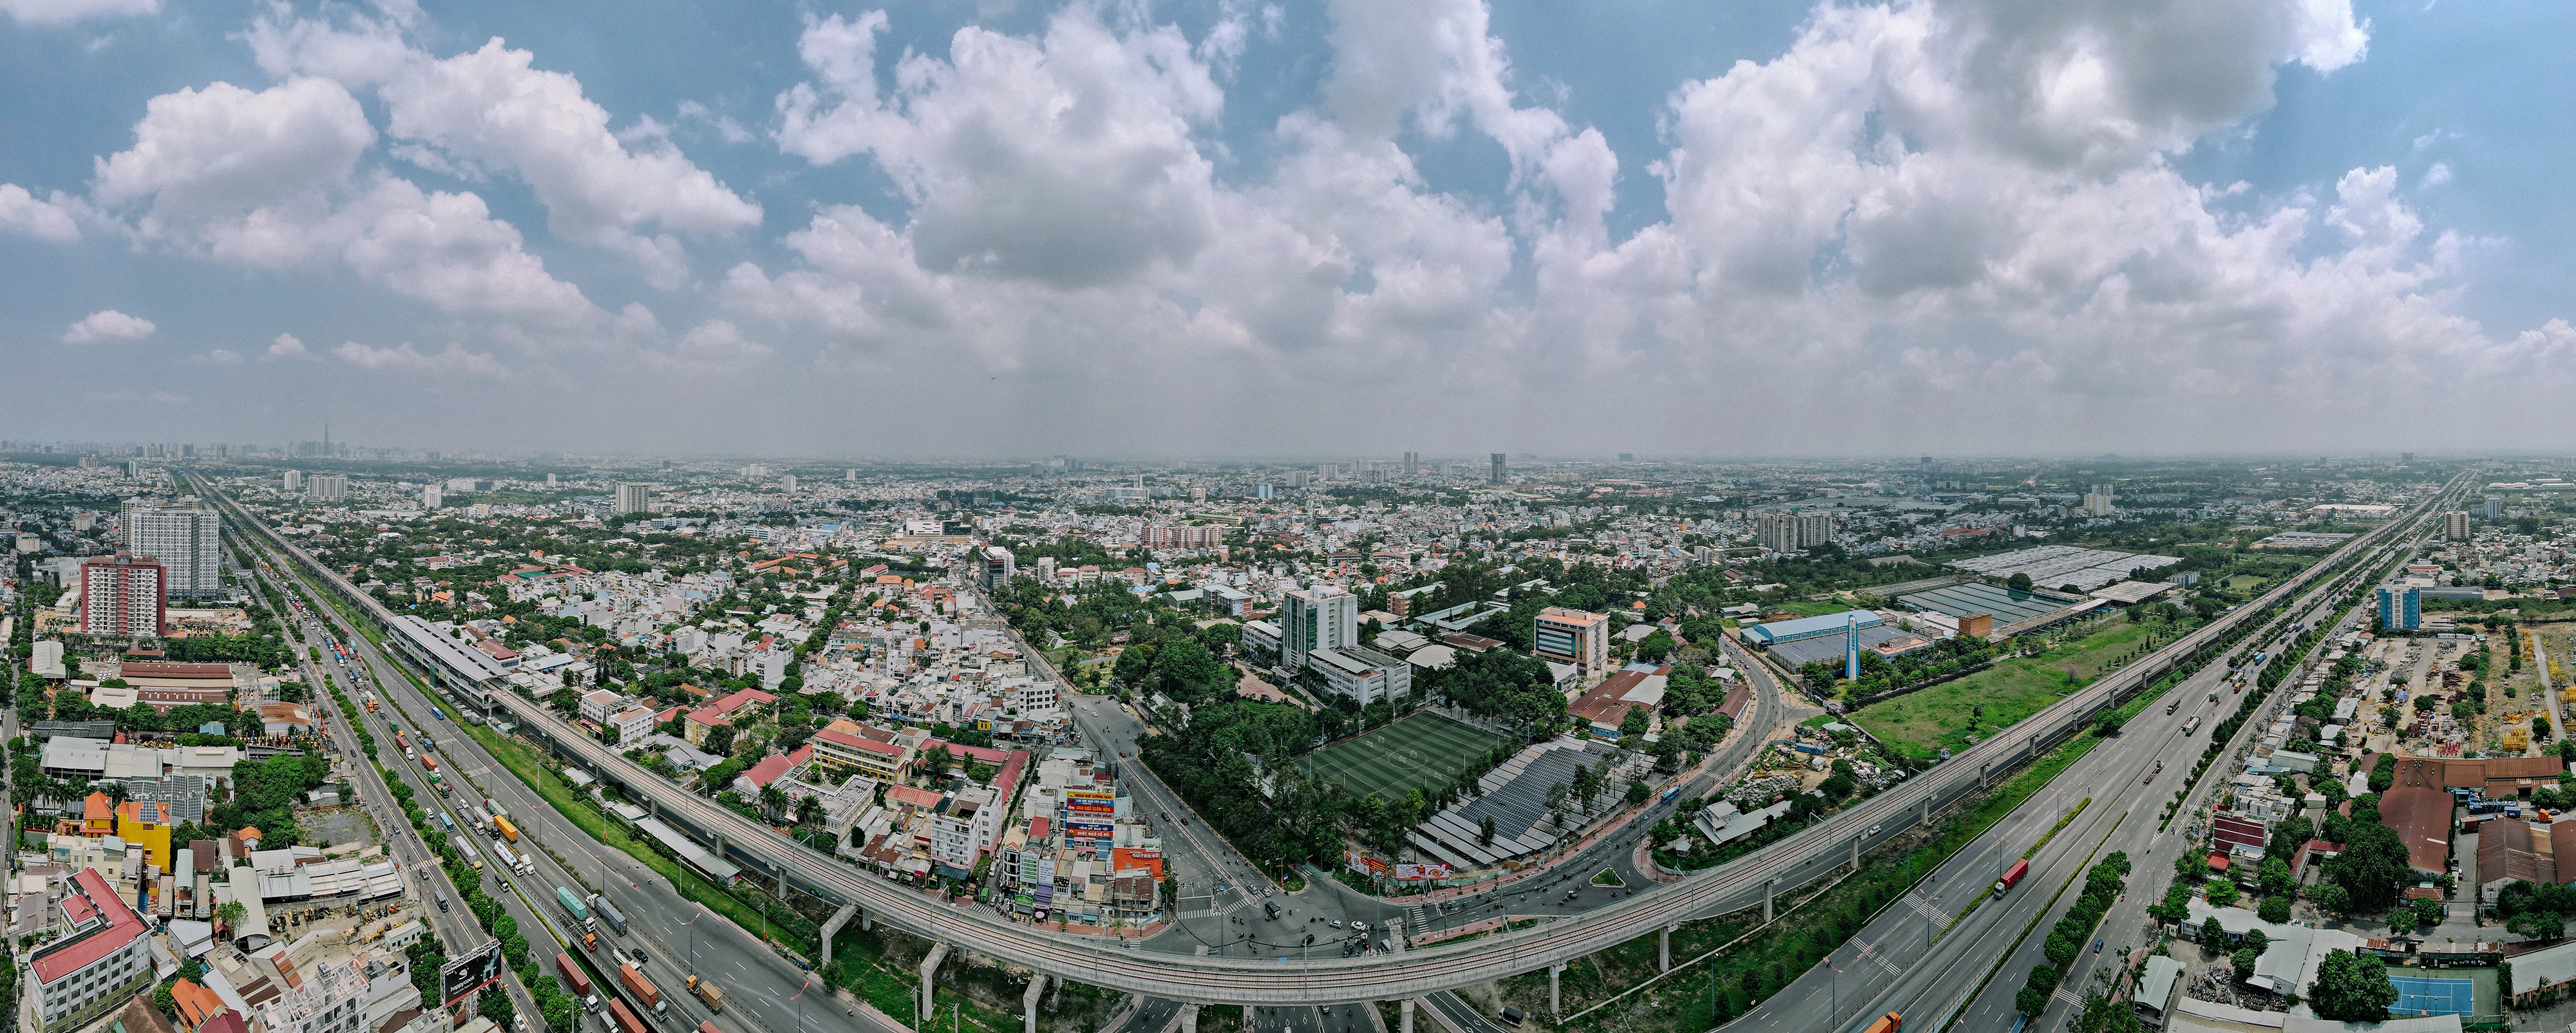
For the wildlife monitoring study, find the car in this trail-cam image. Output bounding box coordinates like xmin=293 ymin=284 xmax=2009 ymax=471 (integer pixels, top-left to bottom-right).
xmin=1331 ymin=919 xmax=1344 ymax=928
xmin=1866 ymin=825 xmax=1881 ymax=837
xmin=2093 ymin=939 xmax=2104 ymax=954
xmin=1352 ymin=921 xmax=1368 ymax=932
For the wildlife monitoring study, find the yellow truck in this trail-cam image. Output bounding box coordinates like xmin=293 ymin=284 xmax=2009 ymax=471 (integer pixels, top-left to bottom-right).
xmin=684 ymin=975 xmax=724 ymax=1012
xmin=494 ymin=815 xmax=520 ymax=843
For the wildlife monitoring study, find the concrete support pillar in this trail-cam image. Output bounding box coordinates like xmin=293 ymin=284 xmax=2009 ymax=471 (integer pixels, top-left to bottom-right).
xmin=1179 ymin=1005 xmax=1198 ymax=1033
xmin=1851 ymin=835 xmax=1861 ymax=872
xmin=862 ymin=909 xmax=876 ymax=932
xmin=1659 ymin=926 xmax=1672 ymax=973
xmin=1387 ymin=918 xmax=1404 ymax=953
xmin=1921 ymin=797 xmax=1931 ymax=825
xmin=820 ymin=904 xmax=858 ymax=969
xmin=1399 ymin=1000 xmax=1414 ymax=1033
xmin=1549 ymin=963 xmax=1565 ymax=1018
xmin=920 ymin=943 xmax=950 ymax=1028
xmin=1978 ymin=761 xmax=1991 ymax=788
xmin=1021 ymin=976 xmax=1048 ymax=1033
xmin=1763 ymin=878 xmax=1776 ymax=922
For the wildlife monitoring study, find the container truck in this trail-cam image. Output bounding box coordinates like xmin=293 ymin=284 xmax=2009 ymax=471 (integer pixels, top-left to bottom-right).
xmin=422 ymin=755 xmax=438 ymax=772
xmin=700 ymin=1023 xmax=723 ymax=1033
xmin=557 ymin=887 xmax=596 ymax=930
xmin=493 ymin=815 xmax=520 ymax=843
xmin=1862 ymin=1014 xmax=1900 ymax=1033
xmin=685 ymin=974 xmax=725 ymax=1012
xmin=1993 ymin=858 xmax=2030 ymax=895
xmin=620 ymin=964 xmax=667 ymax=1017
xmin=556 ymin=954 xmax=601 ymax=1013
xmin=607 ymin=1000 xmax=645 ymax=1033
xmin=589 ymin=894 xmax=629 ymax=936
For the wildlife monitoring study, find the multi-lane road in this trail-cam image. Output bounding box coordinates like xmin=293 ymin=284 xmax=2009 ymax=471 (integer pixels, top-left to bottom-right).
xmin=207 ymin=473 xmax=2455 ymax=1009
xmin=242 ymin=542 xmax=898 ymax=1033
xmin=1720 ymin=476 xmax=2464 ymax=1033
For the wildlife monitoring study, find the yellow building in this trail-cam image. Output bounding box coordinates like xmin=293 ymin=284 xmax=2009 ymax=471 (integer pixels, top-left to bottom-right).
xmin=114 ymin=801 xmax=174 ymax=873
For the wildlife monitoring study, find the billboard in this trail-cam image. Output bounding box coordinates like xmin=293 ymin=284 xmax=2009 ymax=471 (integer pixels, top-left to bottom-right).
xmin=439 ymin=941 xmax=507 ymax=1007
xmin=1392 ymin=863 xmax=1452 ymax=881
xmin=1345 ymin=852 xmax=1387 ymax=877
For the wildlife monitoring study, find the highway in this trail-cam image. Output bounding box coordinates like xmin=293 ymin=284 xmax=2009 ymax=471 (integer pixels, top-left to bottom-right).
xmin=1718 ymin=475 xmax=2464 ymax=1033
xmin=203 ymin=475 xmax=2450 ymax=1007
xmin=239 ymin=538 xmax=900 ymax=1033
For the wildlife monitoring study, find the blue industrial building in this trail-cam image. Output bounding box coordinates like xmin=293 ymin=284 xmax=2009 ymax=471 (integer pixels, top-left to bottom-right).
xmin=1743 ymin=609 xmax=1884 ymax=648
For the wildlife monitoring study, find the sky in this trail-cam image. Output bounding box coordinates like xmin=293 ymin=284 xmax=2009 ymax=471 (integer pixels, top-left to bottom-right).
xmin=4 ymin=0 xmax=2573 ymax=460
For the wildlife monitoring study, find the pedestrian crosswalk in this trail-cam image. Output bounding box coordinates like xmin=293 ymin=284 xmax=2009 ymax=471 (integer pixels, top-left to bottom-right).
xmin=1852 ymin=940 xmax=1904 ymax=978
xmin=2054 ymin=987 xmax=2083 ymax=1008
xmin=1408 ymin=904 xmax=1428 ymax=933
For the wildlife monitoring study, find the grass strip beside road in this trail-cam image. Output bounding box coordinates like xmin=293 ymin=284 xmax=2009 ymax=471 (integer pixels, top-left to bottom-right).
xmin=1935 ymin=813 xmax=2127 ymax=1033
xmin=1497 ymin=726 xmax=2112 ymax=1033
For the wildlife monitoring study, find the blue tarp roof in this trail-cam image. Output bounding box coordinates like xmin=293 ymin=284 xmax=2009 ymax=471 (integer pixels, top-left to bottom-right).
xmin=1743 ymin=610 xmax=1882 ymax=646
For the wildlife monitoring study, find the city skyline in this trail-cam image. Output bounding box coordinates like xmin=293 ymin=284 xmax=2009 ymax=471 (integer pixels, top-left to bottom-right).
xmin=5 ymin=0 xmax=2576 ymax=456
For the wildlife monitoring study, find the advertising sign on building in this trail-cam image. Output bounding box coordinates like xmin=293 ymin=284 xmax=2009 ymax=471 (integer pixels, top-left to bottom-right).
xmin=1392 ymin=863 xmax=1452 ymax=881
xmin=1345 ymin=852 xmax=1387 ymax=876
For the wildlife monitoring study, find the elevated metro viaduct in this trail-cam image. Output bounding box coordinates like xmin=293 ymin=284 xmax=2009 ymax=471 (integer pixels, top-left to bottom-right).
xmin=201 ymin=474 xmax=2454 ymax=1019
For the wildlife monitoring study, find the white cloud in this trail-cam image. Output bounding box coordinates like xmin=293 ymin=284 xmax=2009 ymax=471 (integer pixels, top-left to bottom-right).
xmin=332 ymin=340 xmax=508 ymax=377
xmin=0 ymin=184 xmax=81 ymax=241
xmin=0 ymin=0 xmax=156 ymax=25
xmin=200 ymin=348 xmax=244 ymax=363
xmin=248 ymin=13 xmax=759 ymax=283
xmin=265 ymin=333 xmax=312 ymax=359
xmin=775 ymin=9 xmax=1224 ymax=287
xmin=2421 ymin=162 xmax=2452 ymax=189
xmin=61 ymin=309 xmax=155 ymax=343
xmin=88 ymin=77 xmax=605 ymax=329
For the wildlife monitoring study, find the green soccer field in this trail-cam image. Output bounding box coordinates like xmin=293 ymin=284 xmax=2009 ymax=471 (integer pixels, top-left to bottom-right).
xmin=1297 ymin=712 xmax=1511 ymax=801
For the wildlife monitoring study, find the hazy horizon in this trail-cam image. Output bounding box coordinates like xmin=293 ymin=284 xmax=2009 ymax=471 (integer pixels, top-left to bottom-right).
xmin=8 ymin=0 xmax=2575 ymax=457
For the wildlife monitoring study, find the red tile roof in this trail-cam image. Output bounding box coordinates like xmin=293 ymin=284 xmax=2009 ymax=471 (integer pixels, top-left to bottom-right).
xmin=30 ymin=870 xmax=145 ymax=984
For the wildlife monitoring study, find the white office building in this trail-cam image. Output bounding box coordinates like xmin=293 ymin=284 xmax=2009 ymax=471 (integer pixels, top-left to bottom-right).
xmin=1280 ymin=585 xmax=1357 ymax=672
xmin=305 ymin=475 xmax=347 ymax=502
xmin=974 ymin=545 xmax=1016 ymax=591
xmin=616 ymin=482 xmax=650 ymax=515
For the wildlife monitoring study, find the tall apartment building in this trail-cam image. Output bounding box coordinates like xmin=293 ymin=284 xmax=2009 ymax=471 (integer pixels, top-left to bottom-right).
xmin=422 ymin=484 xmax=442 ymax=509
xmin=2484 ymin=495 xmax=2505 ymax=520
xmin=615 ymin=482 xmax=650 ymax=514
xmin=2080 ymin=484 xmax=2115 ymax=517
xmin=2446 ymin=511 xmax=2470 ymax=541
xmin=2378 ymin=586 xmax=2421 ymax=632
xmin=121 ymin=497 xmax=223 ymax=602
xmin=1533 ymin=607 xmax=1609 ymax=676
xmin=1489 ymin=453 xmax=1507 ymax=485
xmin=281 ymin=470 xmax=304 ymax=492
xmin=974 ymin=545 xmax=1016 ymax=591
xmin=26 ymin=869 xmax=153 ymax=1033
xmin=1756 ymin=509 xmax=1836 ymax=554
xmin=1403 ymin=451 xmax=1420 ymax=474
xmin=781 ymin=474 xmax=799 ymax=493
xmin=305 ymin=475 xmax=347 ymax=502
xmin=1280 ymin=585 xmax=1358 ymax=672
xmin=80 ymin=552 xmax=166 ymax=637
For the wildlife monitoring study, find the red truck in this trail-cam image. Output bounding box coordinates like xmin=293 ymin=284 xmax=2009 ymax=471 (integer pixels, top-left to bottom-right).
xmin=555 ymin=954 xmax=599 ymax=1013
xmin=1994 ymin=859 xmax=2030 ymax=895
xmin=607 ymin=1000 xmax=645 ymax=1033
xmin=620 ymin=963 xmax=666 ymax=1017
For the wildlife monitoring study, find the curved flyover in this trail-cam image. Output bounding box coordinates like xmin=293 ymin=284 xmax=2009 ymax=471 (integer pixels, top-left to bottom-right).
xmin=206 ymin=475 xmax=2458 ymax=1004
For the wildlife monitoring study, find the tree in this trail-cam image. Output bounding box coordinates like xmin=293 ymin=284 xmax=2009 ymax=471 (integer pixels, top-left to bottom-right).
xmin=2201 ymin=916 xmax=2227 ymax=951
xmin=2204 ymin=878 xmax=2239 ymax=908
xmin=2258 ymin=857 xmax=2295 ymax=898
xmin=1478 ymin=816 xmax=1496 ymax=848
xmin=2385 ymin=907 xmax=2418 ymax=938
xmin=2259 ymin=895 xmax=2292 ymax=924
xmin=2308 ymin=949 xmax=2398 ymax=1022
xmin=794 ymin=794 xmax=824 ymax=828
xmin=758 ymin=783 xmax=790 ymax=819
xmin=2231 ymin=948 xmax=2260 ymax=978
xmin=154 ymin=982 xmax=178 ymax=1018
xmin=2410 ymin=896 xmax=2445 ymax=928
xmin=2174 ymin=851 xmax=2209 ymax=880
xmin=478 ymin=990 xmax=516 ymax=1025
xmin=2008 ymin=573 xmax=2034 ymax=592
xmin=2326 ymin=819 xmax=2412 ymax=913
xmin=2310 ymin=882 xmax=2351 ymax=915
xmin=2016 ymin=965 xmax=2056 ymax=1017
xmin=703 ymin=724 xmax=737 ymax=755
